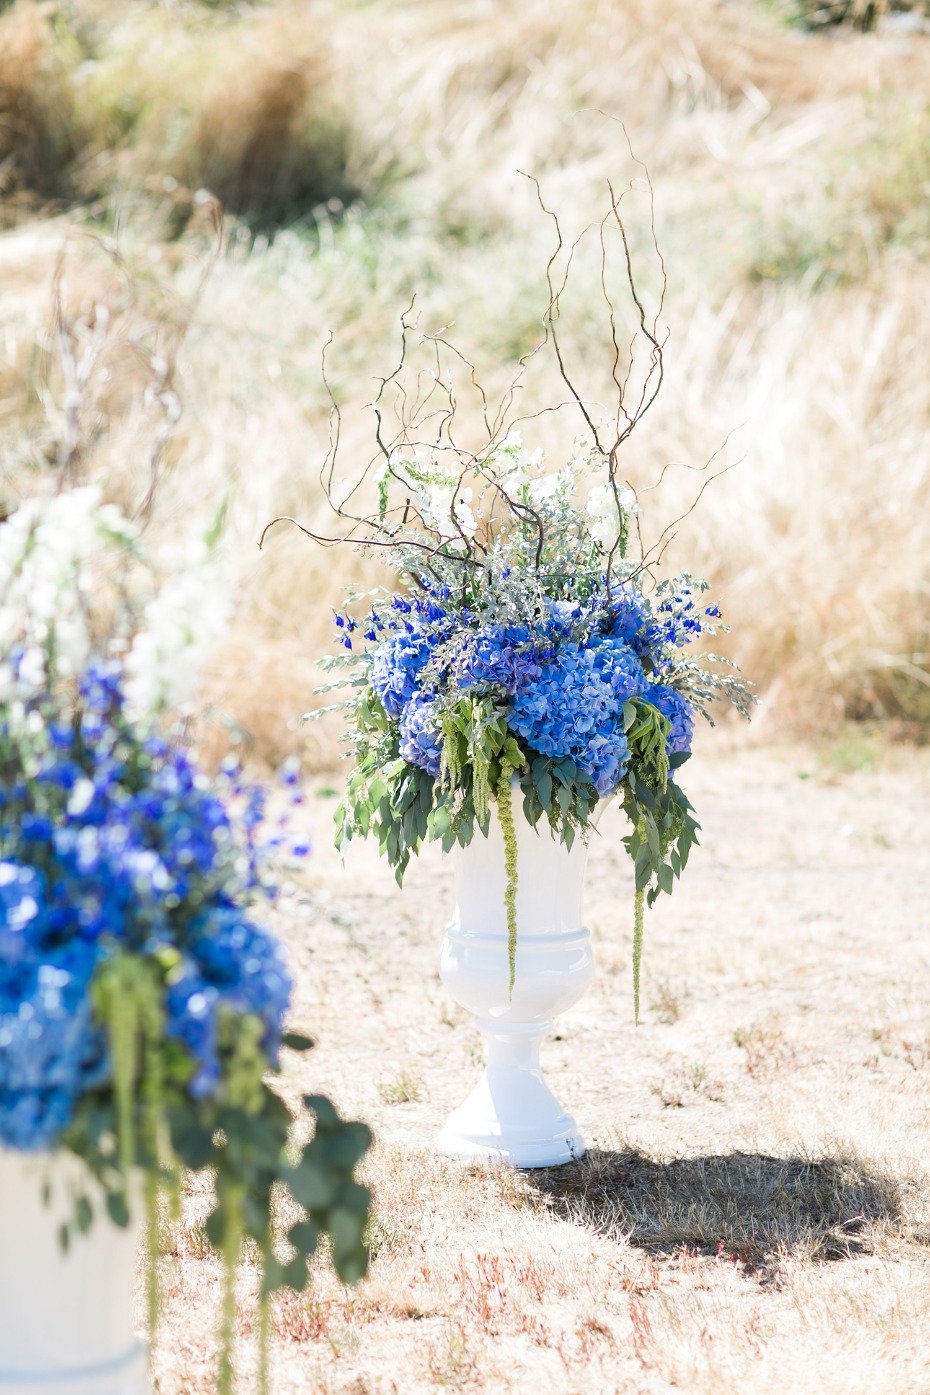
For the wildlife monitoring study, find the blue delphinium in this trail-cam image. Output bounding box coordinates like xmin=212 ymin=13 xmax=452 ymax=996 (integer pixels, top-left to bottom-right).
xmin=0 ymin=864 xmax=107 ymax=1149
xmin=606 ymin=586 xmax=652 ymax=650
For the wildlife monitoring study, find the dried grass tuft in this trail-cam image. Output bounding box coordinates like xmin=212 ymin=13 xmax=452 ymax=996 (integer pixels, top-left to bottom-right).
xmin=0 ymin=1 xmax=80 ymax=214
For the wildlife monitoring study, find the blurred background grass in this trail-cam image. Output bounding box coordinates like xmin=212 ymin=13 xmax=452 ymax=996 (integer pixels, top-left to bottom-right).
xmin=1 ymin=0 xmax=928 ymax=764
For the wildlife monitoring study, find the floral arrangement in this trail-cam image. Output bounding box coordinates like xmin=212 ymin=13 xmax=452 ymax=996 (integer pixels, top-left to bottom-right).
xmin=0 ymin=489 xmax=370 ymax=1394
xmin=320 ymin=435 xmax=753 ymax=1011
xmin=261 ymin=181 xmax=754 ymax=1017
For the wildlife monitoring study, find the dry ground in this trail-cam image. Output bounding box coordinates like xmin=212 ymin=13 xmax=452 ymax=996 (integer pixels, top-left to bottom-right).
xmin=152 ymin=737 xmax=930 ymax=1394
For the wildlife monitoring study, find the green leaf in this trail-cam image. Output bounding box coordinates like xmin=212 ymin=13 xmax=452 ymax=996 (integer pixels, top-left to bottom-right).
xmin=288 ymin=1219 xmax=321 ymax=1257
xmin=75 ymin=1195 xmax=93 ymax=1234
xmin=106 ymin=1192 xmax=131 ymax=1228
xmin=205 ymin=1207 xmax=225 ymax=1250
xmin=314 ymin=1123 xmax=373 ymax=1171
xmin=204 ymin=493 xmax=230 ymax=549
xmin=168 ymin=1111 xmax=215 ymax=1170
xmin=281 ymin=1254 xmax=309 ymax=1291
xmin=635 ymin=860 xmax=653 ymax=893
xmin=286 ymin=1158 xmax=339 ymax=1211
xmin=333 ymin=1244 xmax=369 ymax=1285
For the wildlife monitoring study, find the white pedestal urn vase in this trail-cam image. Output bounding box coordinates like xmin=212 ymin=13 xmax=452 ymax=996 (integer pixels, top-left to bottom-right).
xmin=0 ymin=1149 xmax=149 ymax=1395
xmin=437 ymin=797 xmax=595 ymax=1168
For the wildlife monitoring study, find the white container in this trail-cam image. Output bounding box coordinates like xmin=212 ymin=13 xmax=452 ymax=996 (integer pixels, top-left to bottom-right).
xmin=437 ymin=797 xmax=596 ymax=1168
xmin=0 ymin=1149 xmax=149 ymax=1395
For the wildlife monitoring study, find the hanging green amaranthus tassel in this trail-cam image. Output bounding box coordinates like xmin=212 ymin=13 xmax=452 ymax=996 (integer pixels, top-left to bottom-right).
xmin=496 ymin=767 xmax=518 ymax=993
xmin=218 ymin=1181 xmax=245 ymax=1395
xmin=96 ymin=959 xmax=142 ymax=1177
xmin=632 ymin=884 xmax=646 ymax=1026
xmin=141 ymin=999 xmax=165 ymax=1336
xmin=257 ymin=1278 xmax=272 ymax=1395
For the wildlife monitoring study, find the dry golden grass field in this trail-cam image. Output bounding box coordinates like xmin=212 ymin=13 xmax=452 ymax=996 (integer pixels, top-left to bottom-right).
xmin=2 ymin=0 xmax=930 ymax=759
xmin=2 ymin=0 xmax=930 ymax=1391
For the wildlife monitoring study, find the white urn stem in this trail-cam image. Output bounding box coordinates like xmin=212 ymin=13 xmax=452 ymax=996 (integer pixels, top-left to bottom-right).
xmin=437 ymin=796 xmax=596 ymax=1169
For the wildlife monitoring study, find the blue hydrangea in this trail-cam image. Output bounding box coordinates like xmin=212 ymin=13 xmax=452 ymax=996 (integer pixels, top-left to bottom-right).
xmin=643 ymin=682 xmax=694 ymax=755
xmin=457 ymin=625 xmax=542 ymax=693
xmin=592 ymin=635 xmax=646 ymax=703
xmin=370 ymin=631 xmax=432 ymax=718
xmin=398 ymin=694 xmax=443 ymax=778
xmin=0 ymin=923 xmax=106 ymax=1151
xmin=509 ymin=645 xmax=630 ymax=796
xmin=166 ymin=911 xmax=292 ymax=1098
xmin=606 ymin=587 xmax=651 ymax=646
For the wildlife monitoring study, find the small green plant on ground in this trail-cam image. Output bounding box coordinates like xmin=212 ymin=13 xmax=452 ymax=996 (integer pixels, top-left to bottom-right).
xmin=376 ymin=1072 xmax=423 ymax=1105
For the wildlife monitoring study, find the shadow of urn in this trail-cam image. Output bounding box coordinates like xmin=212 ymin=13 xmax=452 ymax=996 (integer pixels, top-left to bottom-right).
xmin=523 ymin=1148 xmax=913 ymax=1269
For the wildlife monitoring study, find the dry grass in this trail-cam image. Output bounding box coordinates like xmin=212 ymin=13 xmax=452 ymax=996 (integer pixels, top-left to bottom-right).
xmin=0 ymin=1 xmax=80 ymax=214
xmin=147 ymin=743 xmax=930 ymax=1393
xmin=1 ymin=0 xmax=929 ymax=767
xmin=789 ymin=0 xmax=930 ymax=30
xmin=73 ymin=1 xmax=355 ymax=228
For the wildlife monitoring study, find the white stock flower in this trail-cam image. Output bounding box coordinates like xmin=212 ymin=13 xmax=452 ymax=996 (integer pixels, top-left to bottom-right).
xmin=0 ymin=487 xmax=133 ymax=700
xmin=586 ymin=482 xmax=639 ymax=551
xmin=489 ymin=433 xmax=545 ymax=494
xmin=124 ymin=551 xmax=231 ymax=722
xmin=0 ymin=487 xmax=228 ymax=726
xmin=385 ymin=447 xmax=433 ymax=499
xmin=528 ymin=468 xmax=573 ymax=507
xmin=422 ymin=481 xmax=477 ymax=539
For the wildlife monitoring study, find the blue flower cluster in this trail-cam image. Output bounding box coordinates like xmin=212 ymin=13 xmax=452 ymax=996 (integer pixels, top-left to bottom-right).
xmin=357 ymin=576 xmax=697 ymax=796
xmin=642 ymin=682 xmax=695 ymax=755
xmin=0 ymin=865 xmax=106 ymax=1150
xmin=370 ymin=631 xmax=431 ymax=718
xmin=510 ymin=644 xmax=632 ymax=795
xmin=0 ymin=667 xmax=296 ymax=1150
xmin=457 ymin=625 xmax=542 ymax=693
xmin=398 ymin=694 xmax=443 ymax=778
xmin=165 ymin=910 xmax=292 ymax=1098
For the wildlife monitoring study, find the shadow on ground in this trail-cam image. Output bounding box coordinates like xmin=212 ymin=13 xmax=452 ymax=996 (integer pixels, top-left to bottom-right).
xmin=522 ymin=1149 xmax=911 ymax=1268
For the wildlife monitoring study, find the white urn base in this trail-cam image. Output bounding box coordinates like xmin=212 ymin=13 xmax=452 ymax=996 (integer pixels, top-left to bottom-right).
xmin=0 ymin=1150 xmax=149 ymax=1395
xmin=436 ymin=1021 xmax=585 ymax=1168
xmin=437 ymin=796 xmax=596 ymax=1171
